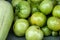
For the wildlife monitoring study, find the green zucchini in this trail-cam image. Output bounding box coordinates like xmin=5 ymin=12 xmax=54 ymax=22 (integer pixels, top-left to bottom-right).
xmin=0 ymin=1 xmax=14 ymax=40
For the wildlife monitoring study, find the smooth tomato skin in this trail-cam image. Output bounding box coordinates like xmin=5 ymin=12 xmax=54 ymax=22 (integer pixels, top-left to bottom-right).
xmin=39 ymin=0 xmax=53 ymax=15
xmin=15 ymin=1 xmax=30 ymax=18
xmin=30 ymin=0 xmax=42 ymax=3
xmin=44 ymin=0 xmax=56 ymax=6
xmin=12 ymin=0 xmax=24 ymax=6
xmin=47 ymin=17 xmax=60 ymax=31
xmin=42 ymin=26 xmax=51 ymax=36
xmin=13 ymin=19 xmax=29 ymax=36
xmin=30 ymin=12 xmax=46 ymax=27
xmin=31 ymin=3 xmax=39 ymax=13
xmin=27 ymin=0 xmax=42 ymax=3
xmin=26 ymin=25 xmax=44 ymax=40
xmin=52 ymin=5 xmax=60 ymax=18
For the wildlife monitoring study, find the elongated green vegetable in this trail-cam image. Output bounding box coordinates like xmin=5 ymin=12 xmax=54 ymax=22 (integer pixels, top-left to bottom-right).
xmin=0 ymin=1 xmax=14 ymax=40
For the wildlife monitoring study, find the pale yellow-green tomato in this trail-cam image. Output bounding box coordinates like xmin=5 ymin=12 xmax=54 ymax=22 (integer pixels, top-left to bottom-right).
xmin=30 ymin=12 xmax=46 ymax=27
xmin=26 ymin=25 xmax=44 ymax=40
xmin=39 ymin=0 xmax=53 ymax=15
xmin=12 ymin=0 xmax=24 ymax=6
xmin=47 ymin=17 xmax=60 ymax=31
xmin=13 ymin=19 xmax=29 ymax=36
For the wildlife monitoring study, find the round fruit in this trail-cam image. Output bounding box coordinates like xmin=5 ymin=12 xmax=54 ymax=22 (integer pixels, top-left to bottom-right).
xmin=39 ymin=0 xmax=53 ymax=15
xmin=31 ymin=3 xmax=39 ymax=13
xmin=30 ymin=0 xmax=42 ymax=3
xmin=44 ymin=0 xmax=56 ymax=6
xmin=28 ymin=0 xmax=42 ymax=3
xmin=42 ymin=26 xmax=51 ymax=36
xmin=52 ymin=5 xmax=60 ymax=18
xmin=30 ymin=12 xmax=46 ymax=27
xmin=47 ymin=17 xmax=60 ymax=31
xmin=12 ymin=0 xmax=24 ymax=6
xmin=26 ymin=25 xmax=44 ymax=40
xmin=15 ymin=1 xmax=30 ymax=18
xmin=13 ymin=19 xmax=29 ymax=36
xmin=52 ymin=31 xmax=58 ymax=36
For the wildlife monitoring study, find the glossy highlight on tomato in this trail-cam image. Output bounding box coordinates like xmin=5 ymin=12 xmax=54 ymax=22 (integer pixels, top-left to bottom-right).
xmin=47 ymin=17 xmax=60 ymax=31
xmin=30 ymin=12 xmax=46 ymax=27
xmin=26 ymin=25 xmax=44 ymax=40
xmin=13 ymin=19 xmax=29 ymax=36
xmin=39 ymin=0 xmax=53 ymax=15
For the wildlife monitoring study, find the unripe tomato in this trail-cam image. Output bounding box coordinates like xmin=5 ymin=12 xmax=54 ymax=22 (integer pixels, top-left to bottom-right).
xmin=39 ymin=0 xmax=53 ymax=15
xmin=26 ymin=25 xmax=44 ymax=40
xmin=13 ymin=19 xmax=29 ymax=36
xmin=47 ymin=17 xmax=60 ymax=31
xmin=30 ymin=12 xmax=46 ymax=27
xmin=52 ymin=5 xmax=60 ymax=18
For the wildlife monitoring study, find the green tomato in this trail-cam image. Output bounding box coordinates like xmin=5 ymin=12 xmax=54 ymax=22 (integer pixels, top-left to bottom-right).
xmin=39 ymin=0 xmax=53 ymax=15
xmin=42 ymin=26 xmax=51 ymax=36
xmin=27 ymin=0 xmax=31 ymax=4
xmin=27 ymin=0 xmax=42 ymax=3
xmin=15 ymin=1 xmax=30 ymax=18
xmin=52 ymin=31 xmax=58 ymax=36
xmin=52 ymin=5 xmax=60 ymax=18
xmin=44 ymin=0 xmax=56 ymax=6
xmin=31 ymin=3 xmax=39 ymax=13
xmin=30 ymin=0 xmax=42 ymax=3
xmin=26 ymin=25 xmax=44 ymax=40
xmin=12 ymin=0 xmax=24 ymax=6
xmin=30 ymin=12 xmax=46 ymax=27
xmin=47 ymin=17 xmax=60 ymax=31
xmin=13 ymin=19 xmax=29 ymax=36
